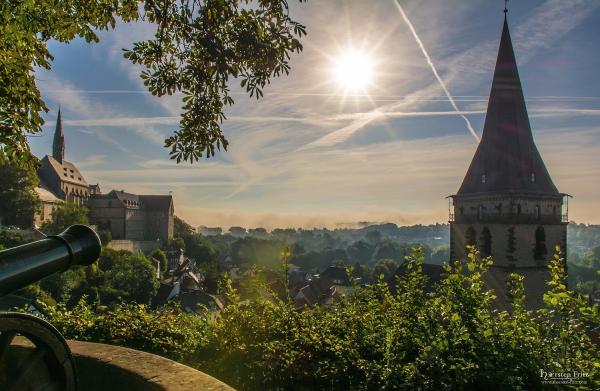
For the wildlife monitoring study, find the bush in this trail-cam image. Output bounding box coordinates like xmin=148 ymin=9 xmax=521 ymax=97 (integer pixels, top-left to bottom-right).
xmin=0 ymin=229 xmax=26 ymax=248
xmin=43 ymin=300 xmax=209 ymax=362
xmin=41 ymin=202 xmax=89 ymax=235
xmin=98 ymin=230 xmax=112 ymax=245
xmin=150 ymin=248 xmax=168 ymax=275
xmin=97 ymin=249 xmax=160 ymax=304
xmin=42 ymin=248 xmax=600 ymax=390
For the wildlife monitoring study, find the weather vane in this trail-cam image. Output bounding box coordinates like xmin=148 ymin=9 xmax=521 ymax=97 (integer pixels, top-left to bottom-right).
xmin=504 ymin=0 xmax=509 ymax=14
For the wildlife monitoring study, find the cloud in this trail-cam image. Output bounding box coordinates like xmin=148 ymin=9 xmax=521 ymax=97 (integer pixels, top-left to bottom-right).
xmin=530 ymin=108 xmax=600 ymax=118
xmin=301 ymin=110 xmax=384 ymax=148
xmin=173 ymin=206 xmax=443 ymax=231
xmin=38 ymin=76 xmax=168 ymax=147
xmin=39 ymin=106 xmax=600 ymax=132
xmin=74 ymin=154 xmax=107 ymax=168
xmin=392 ymin=0 xmax=479 ymax=141
xmin=86 ymin=125 xmax=600 ymax=227
xmin=42 ymin=114 xmax=341 ymax=128
xmin=302 ymin=0 xmax=600 ymax=149
xmin=513 ymin=0 xmax=600 ymax=56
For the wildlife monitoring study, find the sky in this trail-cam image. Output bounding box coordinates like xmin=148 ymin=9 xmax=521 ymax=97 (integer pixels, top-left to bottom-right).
xmin=29 ymin=0 xmax=600 ymax=229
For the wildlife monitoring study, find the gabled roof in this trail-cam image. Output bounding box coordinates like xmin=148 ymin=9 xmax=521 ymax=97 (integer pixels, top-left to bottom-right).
xmin=41 ymin=155 xmax=89 ymax=187
xmin=319 ymin=266 xmax=351 ymax=285
xmin=139 ymin=195 xmax=173 ymax=211
xmin=112 ymin=190 xmax=139 ymax=201
xmin=457 ymin=17 xmax=558 ymax=196
xmin=93 ymin=191 xmax=172 ymax=212
xmin=35 ymin=184 xmax=61 ymax=202
xmin=91 ymin=190 xmax=141 ymax=208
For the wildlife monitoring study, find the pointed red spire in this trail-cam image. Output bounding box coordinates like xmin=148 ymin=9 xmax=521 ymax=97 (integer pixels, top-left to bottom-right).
xmin=457 ymin=17 xmax=558 ymax=195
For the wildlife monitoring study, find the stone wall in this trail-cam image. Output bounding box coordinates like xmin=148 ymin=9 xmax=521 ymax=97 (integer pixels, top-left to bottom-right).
xmin=450 ymin=221 xmax=567 ymax=309
xmin=68 ymin=340 xmax=233 ymax=390
xmin=451 ymin=223 xmax=566 ymax=265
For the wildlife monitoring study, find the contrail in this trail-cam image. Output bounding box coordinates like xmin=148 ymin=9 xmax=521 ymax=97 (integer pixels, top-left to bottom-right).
xmin=393 ymin=0 xmax=480 ymax=142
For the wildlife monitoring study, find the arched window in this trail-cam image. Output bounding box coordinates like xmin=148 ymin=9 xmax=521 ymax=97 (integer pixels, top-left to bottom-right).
xmin=553 ymin=206 xmax=557 ymax=216
xmin=465 ymin=227 xmax=476 ymax=255
xmin=481 ymin=227 xmax=492 ymax=257
xmin=534 ymin=226 xmax=547 ymax=261
xmin=534 ymin=205 xmax=541 ymax=220
xmin=531 ymin=172 xmax=536 ymax=182
xmin=481 ymin=173 xmax=487 ymax=184
xmin=517 ymin=204 xmax=522 ymax=215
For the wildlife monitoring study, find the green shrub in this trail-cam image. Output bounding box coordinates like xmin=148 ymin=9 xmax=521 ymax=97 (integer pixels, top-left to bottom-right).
xmin=43 ymin=300 xmax=209 ymax=362
xmin=42 ymin=248 xmax=599 ymax=390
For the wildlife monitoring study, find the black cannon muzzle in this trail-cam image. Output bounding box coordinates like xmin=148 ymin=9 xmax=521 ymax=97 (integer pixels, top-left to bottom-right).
xmin=0 ymin=225 xmax=101 ymax=296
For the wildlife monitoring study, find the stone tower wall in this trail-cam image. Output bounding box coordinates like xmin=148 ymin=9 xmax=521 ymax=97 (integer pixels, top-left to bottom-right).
xmin=450 ymin=220 xmax=566 ymax=309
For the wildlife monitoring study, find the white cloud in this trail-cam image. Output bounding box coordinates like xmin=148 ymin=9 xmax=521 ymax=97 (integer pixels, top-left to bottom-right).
xmin=74 ymin=154 xmax=107 ymax=168
xmin=38 ymin=76 xmax=168 ymax=146
xmin=303 ymin=0 xmax=600 ymax=149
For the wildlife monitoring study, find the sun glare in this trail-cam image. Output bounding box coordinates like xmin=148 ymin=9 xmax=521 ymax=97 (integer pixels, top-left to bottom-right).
xmin=333 ymin=50 xmax=374 ymax=93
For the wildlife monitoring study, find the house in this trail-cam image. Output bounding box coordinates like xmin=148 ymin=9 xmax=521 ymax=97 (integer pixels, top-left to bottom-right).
xmin=292 ymin=266 xmax=352 ymax=311
xmin=152 ymin=255 xmax=223 ymax=315
xmin=33 ymin=184 xmax=61 ymax=227
xmin=318 ymin=266 xmax=352 ymax=286
xmin=88 ymin=190 xmax=174 ymax=243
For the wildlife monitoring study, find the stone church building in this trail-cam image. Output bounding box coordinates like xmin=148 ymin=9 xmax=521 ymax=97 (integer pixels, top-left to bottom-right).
xmin=38 ymin=109 xmax=91 ymax=207
xmin=449 ymin=15 xmax=569 ymax=309
xmin=36 ymin=110 xmax=174 ymax=244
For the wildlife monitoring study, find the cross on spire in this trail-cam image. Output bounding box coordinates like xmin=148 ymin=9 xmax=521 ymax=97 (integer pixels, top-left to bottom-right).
xmin=504 ymin=0 xmax=509 ymax=14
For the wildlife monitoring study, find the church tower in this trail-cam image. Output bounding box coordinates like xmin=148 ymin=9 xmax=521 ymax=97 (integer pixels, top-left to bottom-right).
xmin=449 ymin=13 xmax=569 ymax=309
xmin=39 ymin=108 xmax=91 ymax=206
xmin=52 ymin=108 xmax=65 ymax=163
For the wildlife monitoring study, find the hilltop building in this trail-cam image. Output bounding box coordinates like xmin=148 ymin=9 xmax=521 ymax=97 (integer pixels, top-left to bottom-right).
xmin=448 ymin=13 xmax=569 ymax=309
xmin=88 ymin=190 xmax=174 ymax=243
xmin=37 ymin=109 xmax=91 ymax=208
xmin=35 ymin=110 xmax=175 ymax=245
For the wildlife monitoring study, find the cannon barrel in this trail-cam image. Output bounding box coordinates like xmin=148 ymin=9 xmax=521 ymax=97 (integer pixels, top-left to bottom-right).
xmin=0 ymin=225 xmax=101 ymax=296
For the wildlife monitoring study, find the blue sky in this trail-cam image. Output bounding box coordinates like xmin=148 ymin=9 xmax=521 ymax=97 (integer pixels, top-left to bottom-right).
xmin=29 ymin=0 xmax=600 ymax=229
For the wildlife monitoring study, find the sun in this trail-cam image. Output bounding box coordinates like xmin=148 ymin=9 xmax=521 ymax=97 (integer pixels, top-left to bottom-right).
xmin=333 ymin=49 xmax=374 ymax=93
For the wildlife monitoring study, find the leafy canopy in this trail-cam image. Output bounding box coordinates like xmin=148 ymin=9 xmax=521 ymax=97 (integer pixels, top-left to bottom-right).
xmin=41 ymin=202 xmax=89 ymax=235
xmin=0 ymin=161 xmax=41 ymax=228
xmin=0 ymin=0 xmax=306 ymax=166
xmin=99 ymin=249 xmax=160 ymax=304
